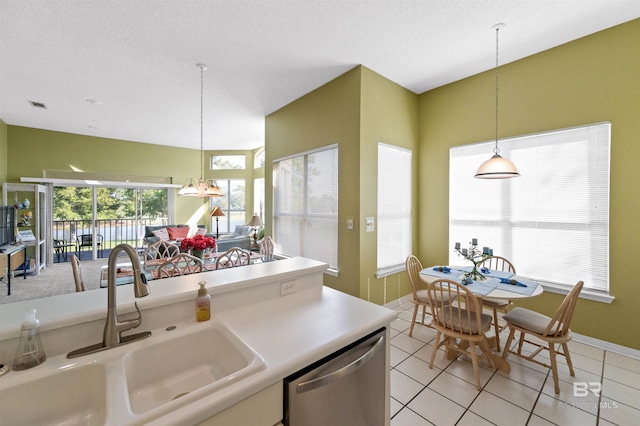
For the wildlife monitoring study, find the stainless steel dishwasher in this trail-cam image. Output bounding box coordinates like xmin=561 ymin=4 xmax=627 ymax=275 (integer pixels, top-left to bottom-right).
xmin=284 ymin=327 xmax=386 ymax=425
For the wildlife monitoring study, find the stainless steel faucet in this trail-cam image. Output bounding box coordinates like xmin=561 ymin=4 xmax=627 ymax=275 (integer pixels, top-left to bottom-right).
xmin=68 ymin=244 xmax=151 ymax=358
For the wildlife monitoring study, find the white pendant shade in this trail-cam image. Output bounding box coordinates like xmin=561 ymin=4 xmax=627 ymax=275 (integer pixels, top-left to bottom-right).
xmin=474 ymin=154 xmax=520 ymax=179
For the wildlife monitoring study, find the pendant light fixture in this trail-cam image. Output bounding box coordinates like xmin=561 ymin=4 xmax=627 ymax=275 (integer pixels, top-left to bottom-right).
xmin=474 ymin=23 xmax=520 ymax=179
xmin=178 ymin=63 xmax=225 ymax=197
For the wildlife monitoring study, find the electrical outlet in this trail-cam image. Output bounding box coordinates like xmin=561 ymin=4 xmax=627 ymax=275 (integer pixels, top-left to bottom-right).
xmin=280 ymin=280 xmax=297 ymax=296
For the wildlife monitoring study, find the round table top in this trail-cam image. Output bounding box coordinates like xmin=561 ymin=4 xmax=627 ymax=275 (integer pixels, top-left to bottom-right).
xmin=419 ymin=266 xmax=544 ymax=300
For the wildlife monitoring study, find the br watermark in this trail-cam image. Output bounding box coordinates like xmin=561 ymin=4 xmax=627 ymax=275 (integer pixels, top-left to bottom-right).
xmin=557 ymin=382 xmax=618 ymax=410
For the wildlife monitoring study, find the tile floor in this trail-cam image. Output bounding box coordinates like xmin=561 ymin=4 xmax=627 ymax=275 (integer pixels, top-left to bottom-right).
xmin=388 ymin=299 xmax=640 ymax=426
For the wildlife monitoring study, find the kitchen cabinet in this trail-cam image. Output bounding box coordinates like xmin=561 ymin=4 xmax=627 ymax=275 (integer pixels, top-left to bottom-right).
xmin=2 ymin=183 xmax=47 ymax=275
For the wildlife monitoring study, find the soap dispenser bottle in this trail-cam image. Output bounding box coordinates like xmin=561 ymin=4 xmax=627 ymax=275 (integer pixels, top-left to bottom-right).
xmin=196 ymin=281 xmax=211 ymax=322
xmin=12 ymin=309 xmax=46 ymax=371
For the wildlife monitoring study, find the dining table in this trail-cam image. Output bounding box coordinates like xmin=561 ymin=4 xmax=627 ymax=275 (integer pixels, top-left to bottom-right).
xmin=419 ymin=265 xmax=544 ymax=373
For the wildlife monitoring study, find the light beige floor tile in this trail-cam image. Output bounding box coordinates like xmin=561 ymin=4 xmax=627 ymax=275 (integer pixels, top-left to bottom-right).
xmin=602 ymin=377 xmax=640 ymax=408
xmin=540 ymin=361 xmax=602 ymax=399
xmin=390 ymin=317 xmax=410 ymax=332
xmin=391 ymin=407 xmax=433 ymax=426
xmin=390 ymin=345 xmax=411 ymax=368
xmin=391 ymin=332 xmax=427 ymax=354
xmin=443 ymin=356 xmax=494 ymax=389
xmin=527 ymin=414 xmax=557 ymax=425
xmin=598 ymin=398 xmax=640 ymax=425
xmin=484 ymin=373 xmax=541 ymax=411
xmin=603 ymin=363 xmax=640 ymax=390
xmin=567 ymin=340 xmax=604 ymax=362
xmin=428 ymin=371 xmax=480 ymax=408
xmin=414 ymin=343 xmax=456 ymax=370
xmin=406 ymin=324 xmax=436 ymax=343
xmin=469 ymin=390 xmax=530 ymax=426
xmin=533 ymin=393 xmax=597 ymax=426
xmin=605 ymin=351 xmax=640 ymax=373
xmin=397 ymin=310 xmax=416 ymax=323
xmin=390 ymin=369 xmax=424 ymax=405
xmin=395 ymin=354 xmax=442 ymax=386
xmin=497 ymin=359 xmax=548 ymax=390
xmin=407 ymin=387 xmax=466 ymax=425
xmin=456 ymin=410 xmax=495 ymax=426
xmin=390 ymin=397 xmax=403 ymax=418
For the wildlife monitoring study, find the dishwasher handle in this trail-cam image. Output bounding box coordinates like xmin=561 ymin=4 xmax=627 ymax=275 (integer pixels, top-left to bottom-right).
xmin=296 ymin=335 xmax=384 ymax=394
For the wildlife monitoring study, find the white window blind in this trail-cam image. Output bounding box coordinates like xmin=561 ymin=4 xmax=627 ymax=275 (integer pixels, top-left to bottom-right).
xmin=377 ymin=143 xmax=412 ymax=276
xmin=274 ymin=145 xmax=338 ymax=270
xmin=449 ymin=123 xmax=610 ymax=292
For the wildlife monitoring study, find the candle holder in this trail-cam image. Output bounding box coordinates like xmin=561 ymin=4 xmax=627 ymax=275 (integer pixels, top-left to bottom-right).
xmin=454 ymin=239 xmax=493 ymax=282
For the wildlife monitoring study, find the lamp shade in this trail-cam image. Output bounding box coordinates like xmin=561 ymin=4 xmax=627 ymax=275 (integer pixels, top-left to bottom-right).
xmin=210 ymin=206 xmax=225 ymax=217
xmin=474 ymin=154 xmax=520 ymax=179
xmin=248 ymin=214 xmax=263 ymax=227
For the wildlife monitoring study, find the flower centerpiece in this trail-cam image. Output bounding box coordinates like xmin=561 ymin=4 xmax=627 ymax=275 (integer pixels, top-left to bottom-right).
xmin=180 ymin=234 xmax=216 ymax=260
xmin=454 ymin=238 xmax=493 ymax=282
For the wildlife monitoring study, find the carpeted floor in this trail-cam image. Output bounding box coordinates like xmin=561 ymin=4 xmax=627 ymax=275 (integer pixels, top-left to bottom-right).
xmin=0 ymin=258 xmax=109 ymax=304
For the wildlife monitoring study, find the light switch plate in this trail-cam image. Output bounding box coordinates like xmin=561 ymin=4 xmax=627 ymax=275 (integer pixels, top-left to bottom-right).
xmin=347 ymin=217 xmax=354 ymax=230
xmin=365 ymin=217 xmax=374 ymax=232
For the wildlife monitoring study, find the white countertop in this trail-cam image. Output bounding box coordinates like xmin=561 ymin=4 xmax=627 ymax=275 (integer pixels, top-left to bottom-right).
xmin=0 ymin=257 xmax=397 ymax=425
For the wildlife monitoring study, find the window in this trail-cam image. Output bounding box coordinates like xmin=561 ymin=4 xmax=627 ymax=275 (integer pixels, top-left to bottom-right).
xmin=210 ymin=179 xmax=246 ymax=233
xmin=449 ymin=123 xmax=610 ymax=293
xmin=211 ymin=155 xmax=246 ymax=170
xmin=254 ymin=148 xmax=265 ymax=169
xmin=274 ymin=145 xmax=338 ymax=270
xmin=377 ymin=143 xmax=412 ymax=277
xmin=254 ymin=177 xmax=265 ymax=222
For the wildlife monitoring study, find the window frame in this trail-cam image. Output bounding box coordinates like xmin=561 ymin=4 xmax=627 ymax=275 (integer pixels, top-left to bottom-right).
xmin=449 ymin=122 xmax=612 ymax=303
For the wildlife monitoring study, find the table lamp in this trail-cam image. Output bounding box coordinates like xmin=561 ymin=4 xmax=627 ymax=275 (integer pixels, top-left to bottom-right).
xmin=210 ymin=206 xmax=225 ymax=238
xmin=247 ymin=214 xmax=264 ymax=246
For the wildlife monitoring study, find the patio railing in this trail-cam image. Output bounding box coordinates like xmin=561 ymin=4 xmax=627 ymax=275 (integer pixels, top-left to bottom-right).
xmin=53 ymin=217 xmax=169 ymax=252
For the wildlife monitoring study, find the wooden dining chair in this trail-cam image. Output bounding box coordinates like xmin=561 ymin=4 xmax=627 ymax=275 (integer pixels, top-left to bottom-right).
xmin=426 ymin=278 xmax=494 ymax=390
xmin=155 ymin=253 xmax=203 ymax=279
xmin=215 ymin=247 xmax=251 ymax=269
xmin=405 ymin=255 xmax=457 ymax=336
xmin=143 ymin=240 xmax=180 ymax=270
xmin=70 ymin=254 xmax=85 ymax=292
xmin=479 ymin=255 xmax=516 ymax=351
xmin=259 ymin=236 xmax=275 ymax=262
xmin=501 ymin=281 xmax=584 ymax=394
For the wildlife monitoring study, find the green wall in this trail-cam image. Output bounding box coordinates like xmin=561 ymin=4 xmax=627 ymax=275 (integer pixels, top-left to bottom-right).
xmin=265 ymin=66 xmax=418 ymax=302
xmin=0 ymin=118 xmax=7 ymax=186
xmin=418 ymin=19 xmax=640 ymax=349
xmin=3 ymin=126 xmax=260 ymax=227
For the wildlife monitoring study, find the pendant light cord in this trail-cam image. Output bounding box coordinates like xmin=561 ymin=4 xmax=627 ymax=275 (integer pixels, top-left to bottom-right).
xmin=494 ymin=25 xmax=500 ymax=156
xmin=200 ymin=65 xmax=205 ymax=180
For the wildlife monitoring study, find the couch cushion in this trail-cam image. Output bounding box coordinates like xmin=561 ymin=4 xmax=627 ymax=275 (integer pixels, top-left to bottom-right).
xmin=152 ymin=228 xmax=170 ymax=241
xmin=167 ymin=227 xmax=190 ymax=240
xmin=233 ymin=225 xmax=251 ymax=237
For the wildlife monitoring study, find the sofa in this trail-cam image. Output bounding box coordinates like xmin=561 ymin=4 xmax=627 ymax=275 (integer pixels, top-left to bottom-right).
xmin=143 ymin=224 xmax=252 ymax=252
xmin=215 ymin=225 xmax=252 ymax=252
xmin=143 ymin=224 xmax=206 ymax=245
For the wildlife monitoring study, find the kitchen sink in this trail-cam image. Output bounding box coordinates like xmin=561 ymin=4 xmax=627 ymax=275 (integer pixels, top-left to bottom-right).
xmin=123 ymin=322 xmax=265 ymax=414
xmin=0 ymin=362 xmax=106 ymax=425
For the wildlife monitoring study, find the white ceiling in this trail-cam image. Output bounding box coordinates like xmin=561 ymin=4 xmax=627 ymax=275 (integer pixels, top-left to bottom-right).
xmin=1 ymin=1 xmax=639 ymax=151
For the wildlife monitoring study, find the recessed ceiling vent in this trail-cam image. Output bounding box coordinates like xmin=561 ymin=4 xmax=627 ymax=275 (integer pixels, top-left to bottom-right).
xmin=28 ymin=100 xmax=47 ymax=109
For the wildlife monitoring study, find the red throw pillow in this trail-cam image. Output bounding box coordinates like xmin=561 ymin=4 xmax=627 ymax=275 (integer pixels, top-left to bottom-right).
xmin=167 ymin=227 xmax=190 ymax=240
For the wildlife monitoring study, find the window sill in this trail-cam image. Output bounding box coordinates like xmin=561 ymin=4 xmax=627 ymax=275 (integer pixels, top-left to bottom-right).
xmin=540 ymin=281 xmax=614 ymax=304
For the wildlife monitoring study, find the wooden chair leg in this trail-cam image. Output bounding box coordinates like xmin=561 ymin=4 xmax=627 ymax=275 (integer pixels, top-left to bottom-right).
xmin=469 ymin=341 xmax=483 ymax=391
xmin=562 ymin=342 xmax=576 ymax=377
xmin=429 ymin=331 xmax=442 ymax=368
xmin=501 ymin=328 xmax=516 ymax=359
xmin=548 ymin=342 xmax=561 ymax=394
xmin=409 ymin=304 xmax=419 ymax=336
xmin=492 ymin=308 xmax=501 ymax=352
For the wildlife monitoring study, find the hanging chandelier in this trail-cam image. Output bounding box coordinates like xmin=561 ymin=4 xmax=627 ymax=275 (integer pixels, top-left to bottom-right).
xmin=178 ymin=63 xmax=224 ymax=197
xmin=474 ymin=23 xmax=520 ymax=179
